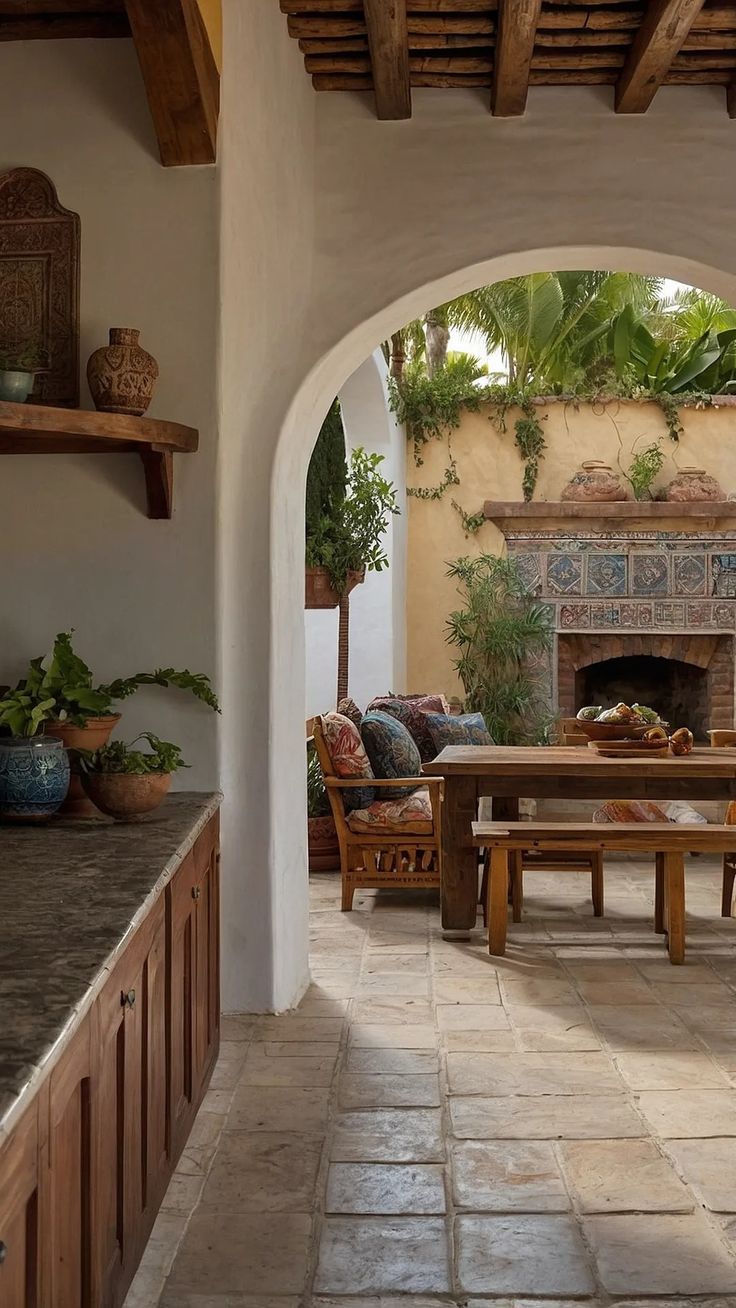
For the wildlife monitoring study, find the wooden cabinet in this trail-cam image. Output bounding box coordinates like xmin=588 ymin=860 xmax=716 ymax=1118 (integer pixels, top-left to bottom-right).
xmin=169 ymin=816 xmax=220 ymax=1157
xmin=0 ymin=1105 xmax=40 ymax=1308
xmin=0 ymin=809 xmax=220 ymax=1308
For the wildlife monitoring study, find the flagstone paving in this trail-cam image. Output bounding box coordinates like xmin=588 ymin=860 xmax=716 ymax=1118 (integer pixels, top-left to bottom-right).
xmin=125 ymin=856 xmax=736 ymax=1307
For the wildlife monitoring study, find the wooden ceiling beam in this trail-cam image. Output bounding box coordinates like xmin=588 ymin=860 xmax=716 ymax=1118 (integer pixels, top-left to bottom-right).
xmin=124 ymin=0 xmax=219 ymax=166
xmin=615 ymin=0 xmax=707 ymax=112
xmin=363 ymin=0 xmax=411 ymax=119
xmin=492 ymin=0 xmax=543 ymax=114
xmin=0 ymin=13 xmax=129 ymax=38
xmin=0 ymin=0 xmax=123 ymax=11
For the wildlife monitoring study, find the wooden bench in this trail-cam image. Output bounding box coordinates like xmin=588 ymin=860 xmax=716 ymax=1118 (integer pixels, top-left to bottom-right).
xmin=472 ymin=820 xmax=736 ymax=964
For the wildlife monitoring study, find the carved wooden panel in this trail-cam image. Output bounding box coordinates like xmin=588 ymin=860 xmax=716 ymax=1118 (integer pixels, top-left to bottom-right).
xmin=0 ymin=167 xmax=80 ymax=407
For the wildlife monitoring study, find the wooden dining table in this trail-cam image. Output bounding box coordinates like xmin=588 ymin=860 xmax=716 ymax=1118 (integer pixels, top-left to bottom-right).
xmin=422 ymin=745 xmax=736 ymax=934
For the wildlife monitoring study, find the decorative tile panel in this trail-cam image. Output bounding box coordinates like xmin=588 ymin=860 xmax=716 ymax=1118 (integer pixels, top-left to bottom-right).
xmin=586 ymin=554 xmax=627 ymax=597
xmin=654 ymin=602 xmax=686 ymax=626
xmin=673 ymin=554 xmax=707 ymax=596
xmin=631 ymin=554 xmax=669 ymax=596
xmin=712 ymin=555 xmax=736 ymax=598
xmin=508 ymin=549 xmax=541 ymax=594
xmin=590 ymin=603 xmax=622 ymax=627
xmin=560 ymin=603 xmax=590 ymax=628
xmin=546 ymin=554 xmax=582 ymax=595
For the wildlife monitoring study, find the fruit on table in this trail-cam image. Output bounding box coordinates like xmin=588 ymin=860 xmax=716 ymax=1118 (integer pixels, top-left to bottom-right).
xmin=598 ymin=703 xmax=640 ymax=724
xmin=576 ymin=702 xmax=664 ymax=726
xmin=670 ymin=727 xmax=694 ymax=756
xmin=632 ymin=703 xmax=660 ymax=724
xmin=644 ymin=726 xmax=669 ymax=743
xmin=577 ymin=706 xmax=603 ymax=721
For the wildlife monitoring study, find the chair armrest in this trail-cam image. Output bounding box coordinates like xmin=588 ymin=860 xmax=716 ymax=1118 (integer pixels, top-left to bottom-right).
xmin=326 ymin=776 xmax=442 ymax=790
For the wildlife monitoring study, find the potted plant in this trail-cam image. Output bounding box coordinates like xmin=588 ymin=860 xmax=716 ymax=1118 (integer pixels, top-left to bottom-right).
xmin=0 ymin=691 xmax=70 ymax=822
xmin=307 ymin=742 xmax=339 ymax=872
xmin=0 ymin=345 xmax=49 ymax=403
xmin=2 ymin=631 xmax=219 ymax=816
xmin=78 ymin=733 xmax=187 ymax=820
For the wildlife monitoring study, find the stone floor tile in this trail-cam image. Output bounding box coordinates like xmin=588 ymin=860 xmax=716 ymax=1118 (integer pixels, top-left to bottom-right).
xmin=338 ymin=1072 xmax=441 ymax=1108
xmin=446 ymin=1051 xmax=621 ymax=1097
xmin=501 ymin=978 xmax=581 ymax=1007
xmin=433 ymin=977 xmax=501 ymax=1004
xmin=121 ymin=1263 xmax=166 ymax=1308
xmin=332 ymin=1108 xmax=444 ymax=1162
xmin=574 ymin=981 xmax=656 ymax=1005
xmin=219 ymin=1014 xmax=255 ymax=1041
xmin=636 ymin=961 xmax=723 ymax=985
xmin=441 ymin=1029 xmax=517 ymax=1052
xmin=512 ymin=1005 xmax=602 ymax=1052
xmin=614 ymin=1051 xmax=730 ymax=1091
xmin=350 ymin=997 xmax=433 ymax=1024
xmin=356 ymin=976 xmax=431 ymax=998
xmin=450 ymin=1094 xmax=642 ymax=1140
xmin=226 ymin=1085 xmax=331 ymax=1132
xmin=362 ymin=952 xmax=428 ymax=974
xmin=160 ymin=1171 xmax=206 ymax=1213
xmin=586 ymin=1005 xmax=698 ymax=1051
xmin=239 ymin=1049 xmax=337 ymax=1087
xmin=199 ymin=1131 xmax=323 ymax=1211
xmin=314 ymin=1217 xmax=450 ymax=1293
xmin=258 ymin=1040 xmax=340 ymax=1059
xmin=325 ymin=1162 xmax=446 ymax=1214
xmin=253 ymin=1016 xmax=344 ymax=1042
xmin=650 ymin=981 xmax=733 ymax=1007
xmin=346 ymin=1048 xmax=438 ymax=1074
xmin=166 ymin=1212 xmax=311 ymax=1295
xmin=559 ymin=1139 xmax=692 ymax=1213
xmin=350 ymin=1023 xmax=436 ymax=1048
xmin=451 ymin=1139 xmax=568 ymax=1211
xmin=666 ymin=1138 xmax=736 ymax=1210
xmin=584 ymin=1213 xmax=736 ymax=1294
xmin=562 ymin=961 xmax=643 ymax=983
xmin=636 ymin=1089 xmax=736 ymax=1137
xmin=455 ymin=1214 xmax=595 ymax=1294
xmin=160 ymin=1296 xmax=300 ymax=1307
xmin=436 ymin=1003 xmax=510 ymax=1031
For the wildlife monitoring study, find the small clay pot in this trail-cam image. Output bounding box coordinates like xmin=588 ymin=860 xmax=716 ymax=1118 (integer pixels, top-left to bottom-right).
xmin=664 ymin=466 xmax=724 ymax=502
xmin=305 ymin=566 xmax=365 ymax=610
xmin=45 ymin=713 xmax=121 ymax=818
xmin=308 ymin=814 xmax=340 ymax=873
xmin=561 ymin=460 xmax=631 ymax=503
xmin=87 ymin=328 xmax=159 ymax=416
xmin=80 ymin=771 xmax=171 ymax=821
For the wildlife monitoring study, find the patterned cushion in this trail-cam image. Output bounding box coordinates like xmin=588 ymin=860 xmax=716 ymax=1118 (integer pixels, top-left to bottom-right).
xmin=336 ymin=697 xmax=363 ymax=728
xmin=367 ymin=695 xmax=445 ymax=762
xmin=423 ymin=711 xmax=494 ymax=751
xmin=593 ymin=800 xmax=669 ymax=823
xmin=346 ymin=786 xmax=433 ymax=835
xmin=360 ymin=710 xmax=423 ymax=799
xmin=320 ymin=712 xmax=374 ymax=811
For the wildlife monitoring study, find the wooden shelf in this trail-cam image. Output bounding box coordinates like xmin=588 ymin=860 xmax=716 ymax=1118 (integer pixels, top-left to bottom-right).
xmin=484 ymin=500 xmax=736 ymax=528
xmin=0 ymin=400 xmax=198 ymax=519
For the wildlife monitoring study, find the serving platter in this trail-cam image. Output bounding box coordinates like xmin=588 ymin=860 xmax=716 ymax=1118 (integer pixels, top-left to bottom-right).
xmin=588 ymin=740 xmax=670 ymax=759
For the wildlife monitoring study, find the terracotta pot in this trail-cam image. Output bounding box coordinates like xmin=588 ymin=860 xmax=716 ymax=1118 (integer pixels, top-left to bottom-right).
xmin=45 ymin=713 xmax=121 ymax=817
xmin=664 ymin=466 xmax=724 ymax=502
xmin=308 ymin=814 xmax=340 ymax=872
xmin=561 ymin=460 xmax=631 ymax=503
xmin=80 ymin=771 xmax=171 ymax=821
xmin=305 ymin=566 xmax=365 ymax=610
xmin=87 ymin=327 xmax=159 ymax=416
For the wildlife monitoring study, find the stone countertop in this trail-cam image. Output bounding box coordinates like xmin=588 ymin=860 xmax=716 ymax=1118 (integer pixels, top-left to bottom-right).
xmin=0 ymin=791 xmax=222 ymax=1140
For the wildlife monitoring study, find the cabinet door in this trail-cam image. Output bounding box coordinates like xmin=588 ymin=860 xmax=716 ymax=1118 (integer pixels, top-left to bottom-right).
xmin=43 ymin=1013 xmax=93 ymax=1308
xmin=92 ymin=895 xmax=167 ymax=1307
xmin=169 ymin=815 xmax=220 ymax=1160
xmin=0 ymin=1105 xmax=39 ymax=1308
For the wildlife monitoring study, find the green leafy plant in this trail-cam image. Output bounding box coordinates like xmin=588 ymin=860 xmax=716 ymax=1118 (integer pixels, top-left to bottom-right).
xmin=445 ymin=554 xmax=554 ymax=745
xmin=77 ymin=733 xmax=188 ymax=775
xmin=610 ymin=304 xmax=736 ymax=397
xmin=0 ymin=631 xmax=220 ymax=735
xmin=307 ymin=742 xmax=330 ymax=818
xmin=389 ymin=354 xmax=489 ymax=462
xmin=626 ymin=440 xmax=666 ymax=500
xmin=306 ymin=447 xmax=400 ymax=595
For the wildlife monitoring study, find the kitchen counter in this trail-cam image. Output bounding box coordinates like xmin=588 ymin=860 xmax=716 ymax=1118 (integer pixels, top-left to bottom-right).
xmin=0 ymin=791 xmax=221 ymax=1138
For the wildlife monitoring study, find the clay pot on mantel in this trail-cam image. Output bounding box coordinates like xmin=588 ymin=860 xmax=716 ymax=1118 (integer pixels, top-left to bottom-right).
xmin=561 ymin=460 xmax=631 ymax=503
xmin=87 ymin=328 xmax=159 ymax=417
xmin=664 ymin=466 xmax=724 ymax=503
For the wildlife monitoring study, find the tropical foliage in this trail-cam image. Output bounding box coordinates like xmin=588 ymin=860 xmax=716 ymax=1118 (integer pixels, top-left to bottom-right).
xmin=306 ymin=444 xmax=400 ymax=594
xmin=610 ymin=303 xmax=736 ymax=394
xmin=445 ymin=555 xmax=554 ymax=746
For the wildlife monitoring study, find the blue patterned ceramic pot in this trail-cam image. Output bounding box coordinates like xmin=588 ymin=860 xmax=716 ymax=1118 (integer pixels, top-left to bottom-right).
xmin=0 ymin=736 xmax=70 ymax=821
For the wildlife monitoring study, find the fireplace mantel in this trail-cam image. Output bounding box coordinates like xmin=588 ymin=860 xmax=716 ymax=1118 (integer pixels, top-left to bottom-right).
xmin=484 ymin=501 xmax=736 ymax=530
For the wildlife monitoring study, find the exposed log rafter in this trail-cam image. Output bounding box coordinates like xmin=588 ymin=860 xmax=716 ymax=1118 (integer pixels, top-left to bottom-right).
xmin=363 ymin=0 xmax=412 ymax=119
xmin=492 ymin=0 xmax=543 ymax=114
xmin=615 ymin=0 xmax=708 ymax=112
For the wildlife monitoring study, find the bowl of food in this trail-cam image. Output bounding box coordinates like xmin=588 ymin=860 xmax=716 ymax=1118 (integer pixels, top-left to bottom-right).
xmin=575 ymin=703 xmax=666 ymax=741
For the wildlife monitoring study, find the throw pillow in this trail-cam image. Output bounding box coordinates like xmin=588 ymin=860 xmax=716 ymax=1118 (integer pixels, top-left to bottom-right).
xmin=320 ymin=711 xmax=375 ymax=811
xmin=360 ymin=709 xmax=423 ymax=799
xmin=424 ymin=711 xmax=494 ymax=751
xmin=367 ymin=695 xmax=444 ymax=763
xmin=336 ymin=696 xmax=363 ymax=728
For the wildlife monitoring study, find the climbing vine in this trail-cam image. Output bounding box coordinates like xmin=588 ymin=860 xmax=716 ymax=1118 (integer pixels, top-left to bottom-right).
xmin=451 ymin=500 xmax=486 ymax=537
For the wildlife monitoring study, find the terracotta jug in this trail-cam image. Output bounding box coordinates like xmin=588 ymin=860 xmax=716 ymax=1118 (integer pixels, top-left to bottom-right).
xmin=664 ymin=466 xmax=724 ymax=502
xmin=561 ymin=460 xmax=630 ymax=503
xmin=87 ymin=328 xmax=159 ymax=416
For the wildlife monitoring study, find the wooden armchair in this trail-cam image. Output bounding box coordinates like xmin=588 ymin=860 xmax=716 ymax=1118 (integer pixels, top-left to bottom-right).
xmin=313 ymin=715 xmax=443 ymax=911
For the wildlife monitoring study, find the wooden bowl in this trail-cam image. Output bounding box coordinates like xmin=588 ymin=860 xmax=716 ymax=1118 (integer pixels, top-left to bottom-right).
xmin=575 ymin=720 xmax=651 ymax=741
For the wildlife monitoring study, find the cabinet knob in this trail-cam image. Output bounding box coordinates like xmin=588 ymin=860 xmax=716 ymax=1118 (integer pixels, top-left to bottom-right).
xmin=192 ymin=886 xmax=201 ymax=901
xmin=0 ymin=1241 xmax=7 ymax=1264
xmin=121 ymin=988 xmax=136 ymax=1009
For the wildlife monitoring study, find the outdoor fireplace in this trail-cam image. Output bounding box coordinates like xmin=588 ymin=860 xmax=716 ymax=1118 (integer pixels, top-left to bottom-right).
xmin=578 ymin=654 xmax=708 ymax=739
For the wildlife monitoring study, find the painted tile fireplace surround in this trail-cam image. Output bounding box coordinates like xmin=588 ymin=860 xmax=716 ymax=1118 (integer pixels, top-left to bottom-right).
xmin=504 ymin=526 xmax=736 ymax=731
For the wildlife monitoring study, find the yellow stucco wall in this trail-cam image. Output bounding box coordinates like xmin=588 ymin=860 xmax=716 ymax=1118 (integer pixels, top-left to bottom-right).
xmin=406 ymin=399 xmax=736 ymax=696
xmin=197 ymin=0 xmax=222 ymax=70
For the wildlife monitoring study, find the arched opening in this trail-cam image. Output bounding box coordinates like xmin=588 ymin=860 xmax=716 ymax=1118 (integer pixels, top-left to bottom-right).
xmin=579 ymin=655 xmax=709 ymax=741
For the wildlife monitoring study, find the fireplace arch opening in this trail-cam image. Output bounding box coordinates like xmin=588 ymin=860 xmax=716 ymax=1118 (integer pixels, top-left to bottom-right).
xmin=576 ymin=655 xmax=709 ymax=740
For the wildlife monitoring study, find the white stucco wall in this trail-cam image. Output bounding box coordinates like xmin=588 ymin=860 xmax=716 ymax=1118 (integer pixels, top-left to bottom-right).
xmin=304 ymin=349 xmax=407 ymax=718
xmin=0 ymin=42 xmax=219 ymax=787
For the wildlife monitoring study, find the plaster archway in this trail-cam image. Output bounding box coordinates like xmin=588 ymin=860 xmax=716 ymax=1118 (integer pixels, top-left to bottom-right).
xmin=222 ymin=245 xmax=736 ymax=1014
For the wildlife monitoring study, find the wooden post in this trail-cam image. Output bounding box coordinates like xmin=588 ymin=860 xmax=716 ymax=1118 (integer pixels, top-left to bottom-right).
xmin=337 ymin=590 xmax=350 ymax=704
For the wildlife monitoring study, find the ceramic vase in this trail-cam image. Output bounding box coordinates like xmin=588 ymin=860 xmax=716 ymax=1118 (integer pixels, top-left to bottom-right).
xmin=87 ymin=328 xmax=159 ymax=417
xmin=561 ymin=460 xmax=631 ymax=502
xmin=0 ymin=736 xmax=70 ymax=821
xmin=0 ymin=369 xmax=35 ymax=403
xmin=664 ymin=466 xmax=724 ymax=502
